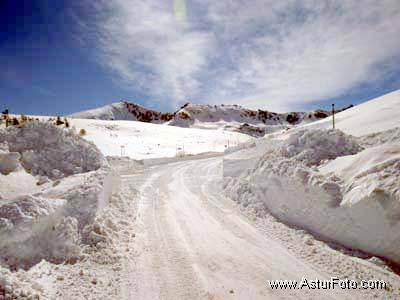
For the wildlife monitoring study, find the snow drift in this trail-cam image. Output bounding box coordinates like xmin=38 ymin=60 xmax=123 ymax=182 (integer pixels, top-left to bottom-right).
xmin=280 ymin=129 xmax=363 ymax=166
xmin=0 ymin=142 xmax=20 ymax=176
xmin=358 ymin=127 xmax=400 ymax=148
xmin=0 ymin=122 xmax=104 ymax=179
xmin=0 ymin=170 xmax=119 ymax=270
xmin=224 ymin=128 xmax=400 ymax=263
xmin=0 ymin=122 xmax=119 ymax=270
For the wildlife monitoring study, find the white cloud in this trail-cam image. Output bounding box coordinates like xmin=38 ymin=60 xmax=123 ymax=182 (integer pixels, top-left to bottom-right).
xmin=84 ymin=0 xmax=400 ymax=110
xmin=86 ymin=0 xmax=215 ymax=108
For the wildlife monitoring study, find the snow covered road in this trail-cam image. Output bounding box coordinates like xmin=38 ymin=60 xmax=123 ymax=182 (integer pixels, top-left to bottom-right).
xmin=122 ymin=157 xmax=361 ymax=300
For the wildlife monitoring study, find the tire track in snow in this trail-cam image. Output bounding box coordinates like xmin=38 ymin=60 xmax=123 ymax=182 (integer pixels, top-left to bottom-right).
xmin=124 ymin=157 xmax=361 ymax=299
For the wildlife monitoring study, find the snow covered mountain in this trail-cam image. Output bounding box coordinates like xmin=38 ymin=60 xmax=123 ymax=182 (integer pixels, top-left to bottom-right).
xmin=69 ymin=102 xmax=174 ymax=123
xmin=168 ymin=103 xmax=337 ymax=127
xmin=70 ymin=101 xmax=344 ymax=136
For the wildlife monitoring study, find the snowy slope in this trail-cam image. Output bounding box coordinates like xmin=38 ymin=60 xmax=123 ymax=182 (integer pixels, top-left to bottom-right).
xmin=303 ymin=89 xmax=400 ymax=136
xmin=70 ymin=101 xmax=174 ymax=123
xmin=69 ymin=102 xmax=167 ymax=122
xmin=69 ymin=118 xmax=252 ymax=159
xmin=69 ymin=102 xmax=134 ymax=120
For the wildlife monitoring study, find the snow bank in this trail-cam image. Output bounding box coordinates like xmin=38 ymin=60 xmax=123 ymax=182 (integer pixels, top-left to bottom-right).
xmin=0 ymin=122 xmax=104 ymax=179
xmin=0 ymin=169 xmax=40 ymax=199
xmin=280 ymin=129 xmax=363 ymax=166
xmin=106 ymin=156 xmax=145 ymax=175
xmin=0 ymin=150 xmax=20 ymax=175
xmin=0 ymin=256 xmax=66 ymax=299
xmin=357 ymin=127 xmax=400 ymax=148
xmin=320 ymin=144 xmax=400 ymax=207
xmin=0 ymin=169 xmax=120 ymax=270
xmin=224 ymin=128 xmax=400 ymax=263
xmin=0 ymin=122 xmax=120 ymax=270
xmin=0 ymin=195 xmax=74 ymax=269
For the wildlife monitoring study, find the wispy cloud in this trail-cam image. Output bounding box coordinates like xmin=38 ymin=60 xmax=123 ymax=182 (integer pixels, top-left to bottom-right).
xmin=83 ymin=0 xmax=215 ymax=108
xmin=82 ymin=0 xmax=400 ymax=110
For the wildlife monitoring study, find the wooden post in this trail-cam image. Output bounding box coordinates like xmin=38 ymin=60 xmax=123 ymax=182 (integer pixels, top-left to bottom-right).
xmin=332 ymin=103 xmax=335 ymax=129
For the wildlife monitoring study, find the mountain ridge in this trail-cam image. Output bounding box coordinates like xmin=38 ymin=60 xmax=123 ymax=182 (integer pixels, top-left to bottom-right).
xmin=70 ymin=101 xmax=353 ymax=136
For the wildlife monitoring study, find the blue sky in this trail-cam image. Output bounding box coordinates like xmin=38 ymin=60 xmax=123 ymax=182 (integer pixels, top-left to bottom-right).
xmin=1 ymin=0 xmax=399 ymax=116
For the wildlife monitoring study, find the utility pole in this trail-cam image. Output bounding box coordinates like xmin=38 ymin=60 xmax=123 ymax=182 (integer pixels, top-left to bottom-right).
xmin=331 ymin=103 xmax=335 ymax=129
